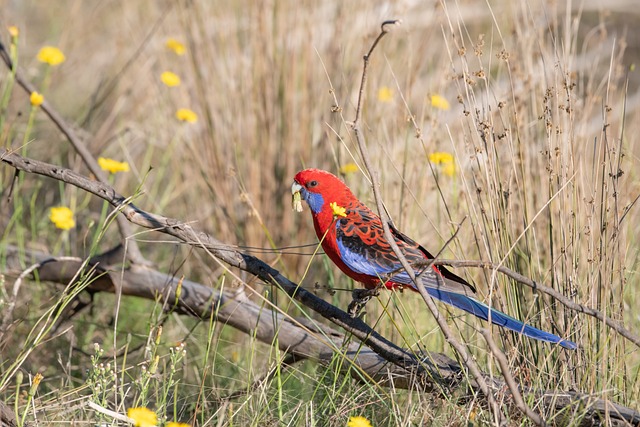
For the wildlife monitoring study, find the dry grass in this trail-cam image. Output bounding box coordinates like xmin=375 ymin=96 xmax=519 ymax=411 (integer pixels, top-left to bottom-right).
xmin=1 ymin=0 xmax=640 ymax=425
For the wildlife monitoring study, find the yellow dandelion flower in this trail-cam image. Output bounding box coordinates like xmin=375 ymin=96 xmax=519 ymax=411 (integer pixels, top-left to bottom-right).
xmin=98 ymin=157 xmax=130 ymax=174
xmin=339 ymin=162 xmax=359 ymax=175
xmin=8 ymin=26 xmax=19 ymax=38
xmin=430 ymin=94 xmax=450 ymax=110
xmin=30 ymin=91 xmax=44 ymax=107
xmin=161 ymin=71 xmax=181 ymax=87
xmin=28 ymin=373 xmax=44 ymax=395
xmin=49 ymin=207 xmax=75 ymax=230
xmin=429 ymin=152 xmax=453 ymax=164
xmin=469 ymin=406 xmax=477 ymax=422
xmin=166 ymin=423 xmax=190 ymax=427
xmin=429 ymin=152 xmax=456 ymax=177
xmin=127 ymin=407 xmax=157 ymax=427
xmin=330 ymin=202 xmax=347 ymax=218
xmin=175 ymin=108 xmax=198 ymax=123
xmin=32 ymin=373 xmax=43 ymax=386
xmin=165 ymin=38 xmax=186 ymax=55
xmin=36 ymin=46 xmax=65 ymax=66
xmin=347 ymin=416 xmax=372 ymax=427
xmin=377 ymin=86 xmax=393 ymax=103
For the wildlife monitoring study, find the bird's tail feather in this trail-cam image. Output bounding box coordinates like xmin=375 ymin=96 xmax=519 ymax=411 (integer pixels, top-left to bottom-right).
xmin=426 ymin=288 xmax=577 ymax=350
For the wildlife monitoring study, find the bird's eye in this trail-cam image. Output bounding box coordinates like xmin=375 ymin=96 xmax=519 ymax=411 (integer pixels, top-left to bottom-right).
xmin=307 ymin=180 xmax=318 ymax=188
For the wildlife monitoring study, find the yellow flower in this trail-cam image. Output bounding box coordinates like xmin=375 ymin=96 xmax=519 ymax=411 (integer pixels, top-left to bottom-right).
xmin=30 ymin=91 xmax=44 ymax=106
xmin=429 ymin=152 xmax=453 ymax=164
xmin=339 ymin=162 xmax=359 ymax=175
xmin=377 ymin=86 xmax=393 ymax=102
xmin=8 ymin=26 xmax=19 ymax=37
xmin=36 ymin=46 xmax=65 ymax=66
xmin=469 ymin=406 xmax=477 ymax=422
xmin=175 ymin=108 xmax=198 ymax=123
xmin=430 ymin=94 xmax=450 ymax=110
xmin=49 ymin=207 xmax=75 ymax=230
xmin=98 ymin=157 xmax=130 ymax=174
xmin=429 ymin=152 xmax=456 ymax=177
xmin=165 ymin=38 xmax=186 ymax=55
xmin=330 ymin=202 xmax=347 ymax=218
xmin=166 ymin=423 xmax=190 ymax=427
xmin=347 ymin=416 xmax=372 ymax=427
xmin=32 ymin=373 xmax=43 ymax=386
xmin=28 ymin=373 xmax=44 ymax=396
xmin=127 ymin=407 xmax=157 ymax=427
xmin=161 ymin=71 xmax=181 ymax=87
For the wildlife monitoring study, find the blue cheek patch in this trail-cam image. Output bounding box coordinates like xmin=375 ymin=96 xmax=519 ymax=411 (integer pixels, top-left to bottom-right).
xmin=302 ymin=190 xmax=325 ymax=214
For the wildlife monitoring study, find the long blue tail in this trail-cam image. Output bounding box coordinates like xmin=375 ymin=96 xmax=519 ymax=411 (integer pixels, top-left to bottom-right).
xmin=427 ymin=288 xmax=577 ymax=349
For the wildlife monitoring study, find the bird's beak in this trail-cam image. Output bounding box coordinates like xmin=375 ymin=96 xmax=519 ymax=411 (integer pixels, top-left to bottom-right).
xmin=291 ymin=182 xmax=303 ymax=212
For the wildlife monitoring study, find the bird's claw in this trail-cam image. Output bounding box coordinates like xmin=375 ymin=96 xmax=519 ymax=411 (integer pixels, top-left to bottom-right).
xmin=347 ymin=288 xmax=380 ymax=318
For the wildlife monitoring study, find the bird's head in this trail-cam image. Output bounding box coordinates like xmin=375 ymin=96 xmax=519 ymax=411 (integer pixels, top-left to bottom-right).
xmin=291 ymin=168 xmax=352 ymax=216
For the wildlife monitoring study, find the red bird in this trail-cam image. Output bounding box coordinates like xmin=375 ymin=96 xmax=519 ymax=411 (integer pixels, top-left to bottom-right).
xmin=291 ymin=168 xmax=576 ymax=349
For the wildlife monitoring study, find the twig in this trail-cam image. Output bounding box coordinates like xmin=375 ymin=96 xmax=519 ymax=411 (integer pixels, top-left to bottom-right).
xmin=354 ymin=20 xmax=402 ymax=125
xmin=348 ymin=20 xmax=508 ymax=424
xmin=0 ymin=41 xmax=149 ymax=266
xmin=421 ymin=259 xmax=638 ymax=347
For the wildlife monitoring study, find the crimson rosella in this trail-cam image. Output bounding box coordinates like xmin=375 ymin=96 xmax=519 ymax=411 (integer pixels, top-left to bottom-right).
xmin=291 ymin=168 xmax=576 ymax=349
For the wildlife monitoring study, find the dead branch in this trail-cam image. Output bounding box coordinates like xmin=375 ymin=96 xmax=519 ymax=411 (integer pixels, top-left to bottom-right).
xmin=0 ymin=400 xmax=19 ymax=427
xmin=0 ymin=148 xmax=419 ymax=370
xmin=2 ymin=150 xmax=640 ymax=426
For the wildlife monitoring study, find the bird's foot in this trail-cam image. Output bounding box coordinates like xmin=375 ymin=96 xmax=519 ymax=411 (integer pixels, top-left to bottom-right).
xmin=347 ymin=288 xmax=380 ymax=318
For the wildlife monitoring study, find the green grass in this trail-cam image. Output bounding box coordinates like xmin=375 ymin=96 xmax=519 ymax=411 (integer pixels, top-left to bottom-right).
xmin=1 ymin=0 xmax=640 ymax=425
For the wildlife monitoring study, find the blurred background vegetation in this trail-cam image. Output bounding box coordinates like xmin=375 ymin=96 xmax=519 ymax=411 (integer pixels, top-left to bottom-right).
xmin=1 ymin=0 xmax=640 ymax=425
